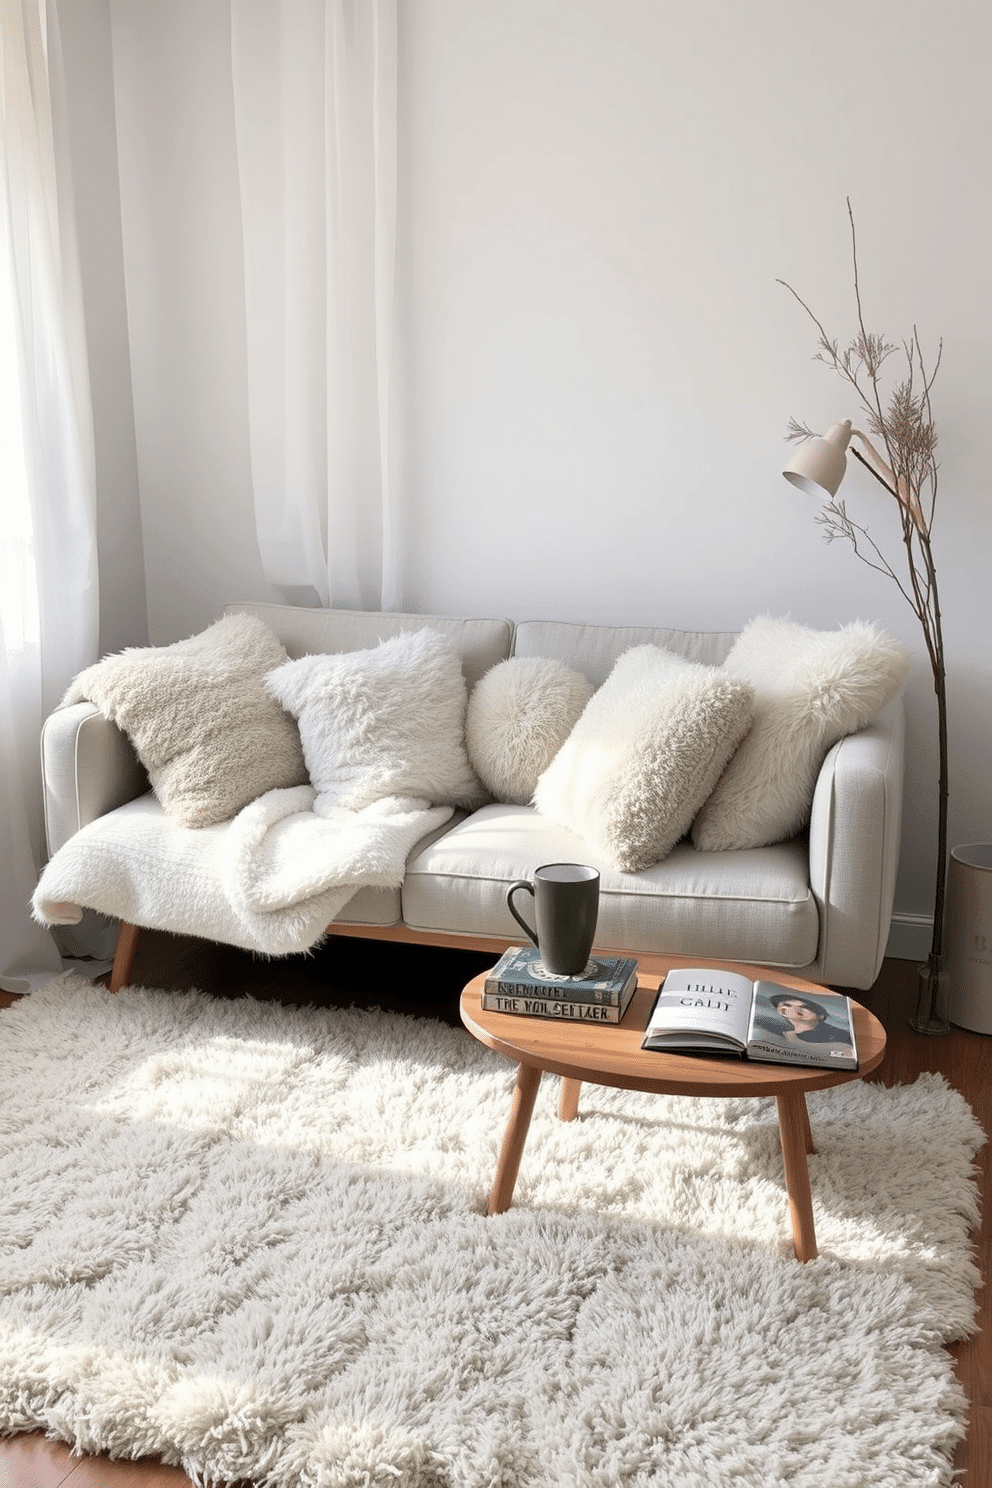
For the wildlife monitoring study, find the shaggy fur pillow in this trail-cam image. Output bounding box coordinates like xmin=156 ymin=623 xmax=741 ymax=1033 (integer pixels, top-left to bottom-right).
xmin=533 ymin=645 xmax=754 ymax=873
xmin=466 ymin=657 xmax=596 ymax=805
xmin=61 ymin=613 xmax=308 ymax=828
xmin=691 ymin=617 xmax=910 ymax=852
xmin=264 ymin=627 xmax=484 ymax=812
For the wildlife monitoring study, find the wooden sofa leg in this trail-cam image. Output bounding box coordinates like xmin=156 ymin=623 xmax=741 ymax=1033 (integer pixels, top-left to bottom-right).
xmin=109 ymin=922 xmax=141 ymax=993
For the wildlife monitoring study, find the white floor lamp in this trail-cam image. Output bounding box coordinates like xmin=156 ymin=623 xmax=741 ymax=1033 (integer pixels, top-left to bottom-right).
xmin=779 ymin=210 xmax=950 ymax=1034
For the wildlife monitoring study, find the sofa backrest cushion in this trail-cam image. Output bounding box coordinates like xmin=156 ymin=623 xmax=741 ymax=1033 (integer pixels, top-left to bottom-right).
xmin=225 ymin=602 xmax=514 ymax=688
xmin=511 ymin=620 xmax=738 ymax=683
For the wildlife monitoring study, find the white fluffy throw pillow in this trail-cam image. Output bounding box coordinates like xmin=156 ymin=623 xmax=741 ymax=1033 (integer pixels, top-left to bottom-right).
xmin=691 ymin=617 xmax=910 ymax=852
xmin=264 ymin=627 xmax=484 ymax=812
xmin=466 ymin=657 xmax=596 ymax=805
xmin=533 ymin=645 xmax=754 ymax=873
xmin=61 ymin=613 xmax=308 ymax=828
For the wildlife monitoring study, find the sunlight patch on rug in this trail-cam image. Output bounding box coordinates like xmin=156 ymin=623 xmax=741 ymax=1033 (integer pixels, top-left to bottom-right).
xmin=0 ymin=972 xmax=984 ymax=1487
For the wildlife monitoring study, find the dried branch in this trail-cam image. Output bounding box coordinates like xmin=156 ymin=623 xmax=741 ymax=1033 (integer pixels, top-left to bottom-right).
xmin=785 ymin=417 xmax=819 ymax=444
xmin=814 ymin=500 xmax=914 ymax=603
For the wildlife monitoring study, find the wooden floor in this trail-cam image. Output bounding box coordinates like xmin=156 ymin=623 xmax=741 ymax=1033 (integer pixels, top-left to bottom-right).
xmin=1 ymin=938 xmax=988 ymax=1487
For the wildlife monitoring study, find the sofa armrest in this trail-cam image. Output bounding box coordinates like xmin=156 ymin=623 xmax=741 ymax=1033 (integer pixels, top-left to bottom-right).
xmin=806 ymin=699 xmax=905 ymax=990
xmin=41 ymin=702 xmax=148 ymax=857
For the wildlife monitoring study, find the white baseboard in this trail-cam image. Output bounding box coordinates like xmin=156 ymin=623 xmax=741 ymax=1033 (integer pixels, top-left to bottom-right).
xmin=885 ymin=914 xmax=932 ymax=963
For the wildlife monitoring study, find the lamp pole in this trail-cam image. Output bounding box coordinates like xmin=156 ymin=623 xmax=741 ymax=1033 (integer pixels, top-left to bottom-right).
xmin=784 ymin=420 xmax=950 ymax=1034
xmin=846 ymin=442 xmax=949 ymax=1033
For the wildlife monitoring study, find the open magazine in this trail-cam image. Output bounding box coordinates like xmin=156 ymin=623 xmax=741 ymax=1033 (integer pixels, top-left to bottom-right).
xmin=641 ymin=967 xmax=858 ymax=1070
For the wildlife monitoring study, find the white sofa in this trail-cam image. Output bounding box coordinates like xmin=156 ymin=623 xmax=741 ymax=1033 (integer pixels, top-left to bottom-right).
xmin=39 ymin=601 xmax=905 ymax=993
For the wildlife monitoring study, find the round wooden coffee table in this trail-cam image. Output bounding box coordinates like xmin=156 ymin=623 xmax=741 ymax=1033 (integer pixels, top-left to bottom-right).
xmin=460 ymin=954 xmax=886 ymax=1261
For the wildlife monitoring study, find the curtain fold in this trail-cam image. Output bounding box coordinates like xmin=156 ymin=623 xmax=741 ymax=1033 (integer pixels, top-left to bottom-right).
xmin=231 ymin=0 xmax=398 ymax=612
xmin=0 ymin=0 xmax=101 ymax=988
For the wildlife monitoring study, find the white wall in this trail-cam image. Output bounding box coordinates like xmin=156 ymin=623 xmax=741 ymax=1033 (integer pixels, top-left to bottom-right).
xmin=67 ymin=0 xmax=992 ymax=951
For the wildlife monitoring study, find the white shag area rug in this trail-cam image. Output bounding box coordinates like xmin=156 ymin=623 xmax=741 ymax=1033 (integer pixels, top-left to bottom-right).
xmin=0 ymin=975 xmax=984 ymax=1488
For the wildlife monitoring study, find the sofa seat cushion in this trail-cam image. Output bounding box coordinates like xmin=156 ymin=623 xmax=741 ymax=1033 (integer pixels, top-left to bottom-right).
xmin=400 ymin=804 xmax=819 ymax=968
xmin=332 ymin=814 xmax=468 ymax=927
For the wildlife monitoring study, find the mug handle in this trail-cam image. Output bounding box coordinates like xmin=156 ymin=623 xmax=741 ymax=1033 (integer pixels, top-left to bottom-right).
xmin=506 ymin=880 xmax=539 ymax=948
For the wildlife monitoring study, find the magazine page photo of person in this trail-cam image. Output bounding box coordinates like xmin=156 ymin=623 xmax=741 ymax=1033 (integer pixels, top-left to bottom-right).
xmin=751 ymin=989 xmax=856 ymax=1060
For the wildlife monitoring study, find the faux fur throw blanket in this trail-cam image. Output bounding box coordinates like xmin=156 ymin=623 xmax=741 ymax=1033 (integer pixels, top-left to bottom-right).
xmin=33 ymin=787 xmax=453 ymax=956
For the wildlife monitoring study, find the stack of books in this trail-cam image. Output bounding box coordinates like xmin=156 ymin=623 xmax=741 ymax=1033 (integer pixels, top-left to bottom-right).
xmin=482 ymin=946 xmax=638 ymax=1024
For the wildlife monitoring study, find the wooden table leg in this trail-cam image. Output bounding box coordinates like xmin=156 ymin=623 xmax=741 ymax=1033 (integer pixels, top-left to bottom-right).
xmin=485 ymin=1063 xmax=542 ymax=1216
xmin=557 ymin=1077 xmax=582 ymax=1122
xmin=798 ymin=1093 xmax=816 ymax=1154
xmin=776 ymin=1092 xmax=818 ymax=1262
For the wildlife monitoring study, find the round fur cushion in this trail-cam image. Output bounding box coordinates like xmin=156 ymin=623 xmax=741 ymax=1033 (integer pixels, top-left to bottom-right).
xmin=466 ymin=656 xmax=596 ymax=805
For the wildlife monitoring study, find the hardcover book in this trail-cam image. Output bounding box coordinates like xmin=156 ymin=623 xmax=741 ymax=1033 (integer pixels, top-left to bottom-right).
xmin=482 ymin=947 xmax=638 ymax=1023
xmin=641 ymin=967 xmax=858 ymax=1070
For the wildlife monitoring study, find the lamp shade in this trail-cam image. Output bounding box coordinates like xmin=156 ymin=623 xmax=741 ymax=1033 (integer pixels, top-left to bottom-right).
xmin=782 ymin=419 xmax=853 ymax=497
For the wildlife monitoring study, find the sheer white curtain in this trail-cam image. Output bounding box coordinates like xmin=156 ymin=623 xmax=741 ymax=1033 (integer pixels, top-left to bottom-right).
xmin=0 ymin=0 xmax=100 ymax=989
xmin=231 ymin=0 xmax=399 ymax=612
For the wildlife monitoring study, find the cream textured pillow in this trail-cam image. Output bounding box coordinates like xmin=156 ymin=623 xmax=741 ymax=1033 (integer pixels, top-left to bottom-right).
xmin=691 ymin=617 xmax=910 ymax=852
xmin=61 ymin=613 xmax=308 ymax=828
xmin=533 ymin=645 xmax=754 ymax=873
xmin=466 ymin=656 xmax=596 ymax=805
xmin=264 ymin=627 xmax=484 ymax=812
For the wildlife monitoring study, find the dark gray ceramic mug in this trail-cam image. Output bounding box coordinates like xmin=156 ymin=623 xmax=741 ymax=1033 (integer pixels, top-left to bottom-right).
xmin=506 ymin=862 xmax=600 ymax=977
